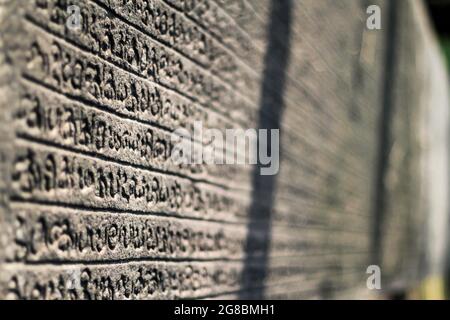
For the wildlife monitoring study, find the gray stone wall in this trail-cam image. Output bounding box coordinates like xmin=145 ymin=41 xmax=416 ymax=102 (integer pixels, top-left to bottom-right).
xmin=0 ymin=0 xmax=448 ymax=299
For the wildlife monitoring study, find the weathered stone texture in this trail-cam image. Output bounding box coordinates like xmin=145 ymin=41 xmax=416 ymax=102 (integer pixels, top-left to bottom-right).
xmin=0 ymin=0 xmax=448 ymax=299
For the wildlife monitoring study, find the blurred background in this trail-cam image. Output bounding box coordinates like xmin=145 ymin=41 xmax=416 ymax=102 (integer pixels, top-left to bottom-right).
xmin=427 ymin=0 xmax=450 ymax=69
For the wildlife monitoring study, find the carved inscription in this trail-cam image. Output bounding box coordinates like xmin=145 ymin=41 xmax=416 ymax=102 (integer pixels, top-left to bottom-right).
xmin=11 ymin=143 xmax=245 ymax=220
xmin=0 ymin=0 xmax=397 ymax=300
xmin=24 ymin=0 xmax=259 ymax=125
xmin=1 ymin=262 xmax=242 ymax=299
xmin=14 ymin=81 xmax=253 ymax=185
xmin=8 ymin=206 xmax=243 ymax=262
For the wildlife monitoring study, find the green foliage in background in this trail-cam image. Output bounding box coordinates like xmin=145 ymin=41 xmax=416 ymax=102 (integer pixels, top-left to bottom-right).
xmin=441 ymin=37 xmax=450 ymax=72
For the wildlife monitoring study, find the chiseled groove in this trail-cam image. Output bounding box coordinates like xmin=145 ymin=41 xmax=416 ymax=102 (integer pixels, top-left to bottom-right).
xmin=22 ymin=19 xmax=230 ymax=132
xmin=19 ymin=78 xmax=249 ymax=194
xmin=165 ymin=0 xmax=366 ymax=136
xmin=161 ymin=0 xmax=343 ymax=131
xmin=281 ymin=76 xmax=374 ymax=148
xmin=15 ymin=136 xmax=249 ymax=208
xmin=19 ymin=77 xmax=242 ymax=180
xmin=2 ymin=266 xmax=369 ymax=300
xmin=205 ymin=0 xmax=267 ymax=56
xmin=160 ymin=0 xmax=264 ymax=73
xmin=20 ymin=76 xmax=253 ymax=192
xmin=23 ymin=17 xmax=251 ymax=130
xmin=22 ymin=73 xmax=370 ymax=199
xmin=181 ymin=0 xmax=373 ymax=138
xmin=192 ymin=267 xmax=368 ymax=299
xmin=9 ymin=197 xmax=246 ymax=225
xmin=9 ymin=257 xmax=241 ymax=265
xmin=13 ymin=133 xmax=373 ymax=227
xmin=90 ymin=0 xmax=259 ymax=105
xmin=15 ymin=133 xmax=231 ymax=191
xmin=89 ymin=0 xmax=260 ymax=111
xmin=15 ymin=131 xmax=371 ymax=222
xmin=211 ymin=0 xmax=266 ymax=45
xmin=21 ymin=121 xmax=314 ymax=200
xmin=103 ymin=0 xmax=366 ymax=141
xmin=213 ymin=0 xmax=379 ymax=135
xmin=20 ymin=73 xmax=179 ymax=137
xmin=16 ymin=125 xmax=344 ymax=206
xmin=10 ymin=199 xmax=374 ymax=234
xmin=26 ymin=17 xmax=371 ymax=178
xmin=242 ymin=0 xmax=380 ymax=102
xmin=21 ymin=74 xmax=244 ymax=168
xmin=168 ymin=0 xmax=361 ymax=136
xmin=5 ymin=251 xmax=369 ymax=267
xmin=279 ymin=132 xmax=370 ymax=182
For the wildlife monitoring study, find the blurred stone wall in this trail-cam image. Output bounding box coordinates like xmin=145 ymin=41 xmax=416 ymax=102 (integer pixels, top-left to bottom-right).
xmin=0 ymin=0 xmax=448 ymax=299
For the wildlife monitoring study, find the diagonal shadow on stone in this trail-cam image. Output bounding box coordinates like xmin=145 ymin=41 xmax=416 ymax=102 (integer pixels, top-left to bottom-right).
xmin=240 ymin=0 xmax=293 ymax=299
